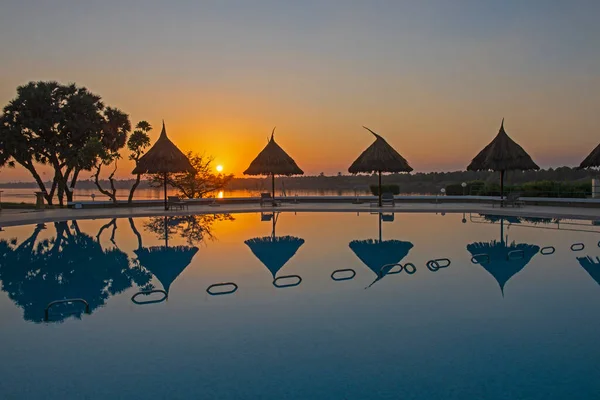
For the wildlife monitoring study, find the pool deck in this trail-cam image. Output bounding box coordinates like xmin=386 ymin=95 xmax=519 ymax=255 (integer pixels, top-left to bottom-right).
xmin=1 ymin=202 xmax=599 ymax=227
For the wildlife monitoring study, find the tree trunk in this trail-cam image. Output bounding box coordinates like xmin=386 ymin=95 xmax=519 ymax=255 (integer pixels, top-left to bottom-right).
xmin=23 ymin=161 xmax=53 ymax=205
xmin=93 ymin=163 xmax=118 ymax=203
xmin=128 ymin=174 xmax=142 ymax=204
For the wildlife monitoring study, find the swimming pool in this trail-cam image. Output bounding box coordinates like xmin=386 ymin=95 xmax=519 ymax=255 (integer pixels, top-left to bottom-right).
xmin=1 ymin=212 xmax=599 ymax=399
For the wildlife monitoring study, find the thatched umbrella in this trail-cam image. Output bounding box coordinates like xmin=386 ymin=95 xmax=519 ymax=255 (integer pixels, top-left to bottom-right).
xmin=467 ymin=119 xmax=539 ymax=204
xmin=134 ymin=216 xmax=198 ymax=293
xmin=243 ymin=128 xmax=304 ymax=205
xmin=466 ymin=217 xmax=539 ymax=296
xmin=578 ymin=143 xmax=600 ymax=169
xmin=576 ymin=256 xmax=600 ymax=287
xmin=132 ymin=121 xmax=195 ymax=210
xmin=349 ymin=213 xmax=413 ymax=287
xmin=348 ymin=126 xmax=413 ymax=207
xmin=244 ymin=213 xmax=305 ymax=279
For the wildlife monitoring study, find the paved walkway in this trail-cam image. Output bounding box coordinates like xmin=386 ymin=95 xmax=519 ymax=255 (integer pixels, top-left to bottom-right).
xmin=1 ymin=202 xmax=599 ymax=227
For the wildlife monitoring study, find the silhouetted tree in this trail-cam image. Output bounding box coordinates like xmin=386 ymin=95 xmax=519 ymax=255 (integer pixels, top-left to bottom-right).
xmin=149 ymin=152 xmax=232 ymax=199
xmin=0 ymin=81 xmax=131 ymax=205
xmin=93 ymin=120 xmax=151 ymax=203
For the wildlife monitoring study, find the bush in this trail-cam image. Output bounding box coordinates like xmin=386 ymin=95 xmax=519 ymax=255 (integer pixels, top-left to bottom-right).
xmin=446 ymin=180 xmax=591 ymax=198
xmin=369 ymin=184 xmax=400 ymax=195
xmin=444 ymin=181 xmax=486 ymax=195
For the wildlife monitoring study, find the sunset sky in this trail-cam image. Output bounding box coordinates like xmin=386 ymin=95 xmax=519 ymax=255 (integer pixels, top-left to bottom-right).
xmin=1 ymin=0 xmax=599 ymax=181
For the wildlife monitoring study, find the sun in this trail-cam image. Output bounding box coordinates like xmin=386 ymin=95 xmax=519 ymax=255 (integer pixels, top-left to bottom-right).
xmin=216 ymin=165 xmax=223 ymax=173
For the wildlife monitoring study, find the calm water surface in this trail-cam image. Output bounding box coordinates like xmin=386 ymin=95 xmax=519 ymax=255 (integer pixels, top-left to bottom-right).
xmin=0 ymin=212 xmax=599 ymax=399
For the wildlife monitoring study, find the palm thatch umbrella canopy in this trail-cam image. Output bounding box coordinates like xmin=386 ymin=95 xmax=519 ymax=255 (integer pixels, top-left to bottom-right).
xmin=243 ymin=128 xmax=304 ymax=205
xmin=348 ymin=126 xmax=413 ymax=206
xmin=467 ymin=119 xmax=539 ymax=203
xmin=244 ymin=213 xmax=305 ymax=279
xmin=132 ymin=121 xmax=195 ymax=210
xmin=349 ymin=213 xmax=414 ymax=288
xmin=466 ymin=217 xmax=539 ymax=296
xmin=134 ymin=216 xmax=198 ymax=293
xmin=578 ymin=143 xmax=600 ymax=169
xmin=576 ymin=256 xmax=600 ymax=287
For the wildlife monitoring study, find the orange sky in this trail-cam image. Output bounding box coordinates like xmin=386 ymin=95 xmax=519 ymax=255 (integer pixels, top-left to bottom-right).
xmin=1 ymin=1 xmax=598 ymax=181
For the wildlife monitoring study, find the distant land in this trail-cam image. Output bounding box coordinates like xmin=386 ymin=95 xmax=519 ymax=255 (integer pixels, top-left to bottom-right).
xmin=0 ymin=167 xmax=593 ymax=195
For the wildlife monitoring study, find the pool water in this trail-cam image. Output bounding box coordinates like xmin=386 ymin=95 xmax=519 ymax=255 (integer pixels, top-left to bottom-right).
xmin=1 ymin=212 xmax=599 ymax=399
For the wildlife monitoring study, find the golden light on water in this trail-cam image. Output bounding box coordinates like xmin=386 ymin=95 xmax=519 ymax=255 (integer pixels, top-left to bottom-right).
xmin=216 ymin=165 xmax=223 ymax=173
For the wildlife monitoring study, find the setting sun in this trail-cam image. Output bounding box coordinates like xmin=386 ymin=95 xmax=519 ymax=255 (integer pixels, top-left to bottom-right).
xmin=216 ymin=165 xmax=223 ymax=172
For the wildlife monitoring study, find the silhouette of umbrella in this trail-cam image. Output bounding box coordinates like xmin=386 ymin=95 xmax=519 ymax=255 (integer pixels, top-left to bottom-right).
xmin=578 ymin=143 xmax=600 ymax=169
xmin=244 ymin=213 xmax=304 ymax=279
xmin=134 ymin=216 xmax=198 ymax=293
xmin=0 ymin=222 xmax=151 ymax=323
xmin=467 ymin=119 xmax=539 ymax=204
xmin=243 ymin=128 xmax=304 ymax=205
xmin=576 ymin=256 xmax=600 ymax=287
xmin=349 ymin=213 xmax=413 ymax=287
xmin=132 ymin=121 xmax=195 ymax=210
xmin=466 ymin=217 xmax=539 ymax=296
xmin=348 ymin=126 xmax=413 ymax=207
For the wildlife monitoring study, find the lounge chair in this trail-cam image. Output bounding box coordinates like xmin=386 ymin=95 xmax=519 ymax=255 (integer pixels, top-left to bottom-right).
xmin=382 ymin=192 xmax=395 ymax=206
xmin=260 ymin=192 xmax=278 ymax=207
xmin=168 ymin=196 xmax=187 ymax=210
xmin=504 ymin=192 xmax=525 ymax=207
xmin=493 ymin=192 xmax=525 ymax=208
xmin=370 ymin=192 xmax=395 ymax=207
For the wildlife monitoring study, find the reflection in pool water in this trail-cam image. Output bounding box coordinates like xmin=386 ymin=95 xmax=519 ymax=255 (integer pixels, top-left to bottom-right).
xmin=467 ymin=216 xmax=540 ymax=296
xmin=0 ymin=212 xmax=599 ymax=399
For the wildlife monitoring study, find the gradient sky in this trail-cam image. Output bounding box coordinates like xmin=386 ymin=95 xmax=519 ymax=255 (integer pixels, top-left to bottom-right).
xmin=1 ymin=0 xmax=599 ymax=181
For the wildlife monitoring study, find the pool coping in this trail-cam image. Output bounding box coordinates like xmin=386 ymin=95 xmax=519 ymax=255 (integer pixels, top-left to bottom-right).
xmin=1 ymin=202 xmax=599 ymax=228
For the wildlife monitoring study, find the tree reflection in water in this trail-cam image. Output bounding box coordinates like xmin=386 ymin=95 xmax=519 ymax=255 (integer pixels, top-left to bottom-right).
xmin=0 ymin=221 xmax=152 ymax=323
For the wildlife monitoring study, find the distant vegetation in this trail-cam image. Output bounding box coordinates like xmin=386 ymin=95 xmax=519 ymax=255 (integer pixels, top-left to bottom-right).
xmin=1 ymin=166 xmax=596 ymax=197
xmin=445 ymin=180 xmax=592 ymax=198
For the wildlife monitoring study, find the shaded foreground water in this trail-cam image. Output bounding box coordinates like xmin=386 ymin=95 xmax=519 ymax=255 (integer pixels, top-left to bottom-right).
xmin=0 ymin=212 xmax=599 ymax=399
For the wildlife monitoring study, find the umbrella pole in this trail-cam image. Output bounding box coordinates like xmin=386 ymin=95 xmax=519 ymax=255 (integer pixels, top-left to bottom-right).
xmin=272 ymin=173 xmax=276 ymax=206
xmin=378 ymin=170 xmax=382 ymax=207
xmin=500 ymin=170 xmax=504 ymax=207
xmin=378 ymin=212 xmax=382 ymax=242
xmin=163 ymin=172 xmax=168 ymax=211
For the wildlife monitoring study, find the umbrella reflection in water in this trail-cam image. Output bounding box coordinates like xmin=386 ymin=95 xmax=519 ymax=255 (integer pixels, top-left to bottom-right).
xmin=244 ymin=212 xmax=305 ymax=280
xmin=467 ymin=215 xmax=539 ymax=296
xmin=349 ymin=212 xmax=413 ymax=288
xmin=576 ymin=256 xmax=600 ymax=287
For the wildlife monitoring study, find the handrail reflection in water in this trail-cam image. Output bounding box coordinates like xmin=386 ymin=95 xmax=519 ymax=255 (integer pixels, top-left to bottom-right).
xmin=331 ymin=269 xmax=357 ymax=281
xmin=273 ymin=275 xmax=302 ymax=288
xmin=540 ymin=246 xmax=556 ymax=255
xmin=206 ymin=282 xmax=239 ymax=296
xmin=131 ymin=289 xmax=168 ymax=305
xmin=44 ymin=298 xmax=90 ymax=322
xmin=427 ymin=258 xmax=451 ymax=272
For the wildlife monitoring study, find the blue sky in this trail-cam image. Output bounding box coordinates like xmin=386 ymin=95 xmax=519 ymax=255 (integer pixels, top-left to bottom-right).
xmin=1 ymin=1 xmax=599 ymax=179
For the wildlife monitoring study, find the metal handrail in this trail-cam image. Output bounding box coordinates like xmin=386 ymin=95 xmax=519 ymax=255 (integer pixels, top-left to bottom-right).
xmin=206 ymin=282 xmax=238 ymax=296
xmin=131 ymin=289 xmax=168 ymax=305
xmin=273 ymin=275 xmax=302 ymax=288
xmin=44 ymin=298 xmax=90 ymax=321
xmin=331 ymin=269 xmax=357 ymax=281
